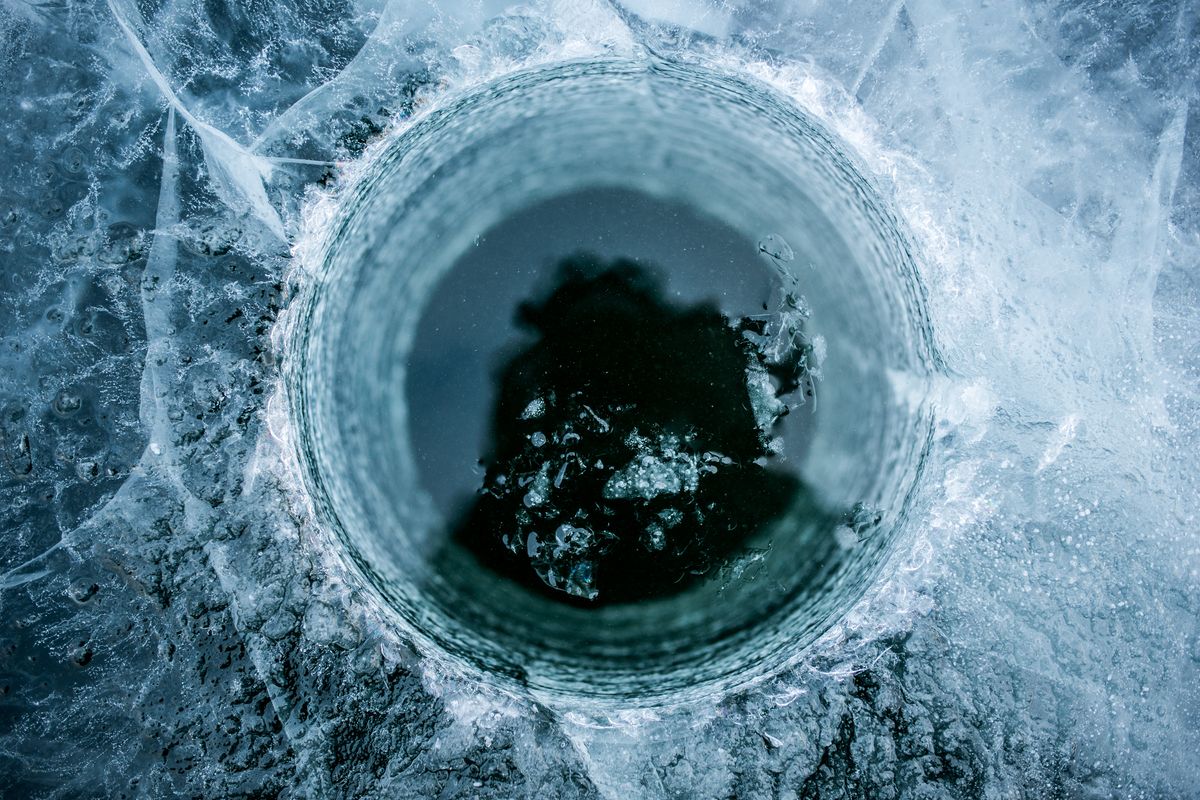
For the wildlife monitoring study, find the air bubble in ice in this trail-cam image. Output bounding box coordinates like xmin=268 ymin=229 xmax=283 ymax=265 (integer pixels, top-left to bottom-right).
xmin=67 ymin=581 xmax=99 ymax=605
xmin=52 ymin=391 xmax=82 ymax=416
xmin=59 ymin=147 xmax=86 ymax=176
xmin=602 ymin=444 xmax=701 ymax=500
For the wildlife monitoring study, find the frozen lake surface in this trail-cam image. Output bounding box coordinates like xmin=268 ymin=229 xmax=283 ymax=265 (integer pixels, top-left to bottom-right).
xmin=0 ymin=0 xmax=1197 ymax=797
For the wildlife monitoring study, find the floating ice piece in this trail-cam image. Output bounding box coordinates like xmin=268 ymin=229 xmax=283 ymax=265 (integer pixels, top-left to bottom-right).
xmin=553 ymin=523 xmax=592 ymax=555
xmin=658 ymin=508 xmax=683 ymax=527
xmin=580 ymin=404 xmax=610 ymax=432
xmin=522 ymin=464 xmax=551 ymax=507
xmin=745 ymin=361 xmax=787 ymax=430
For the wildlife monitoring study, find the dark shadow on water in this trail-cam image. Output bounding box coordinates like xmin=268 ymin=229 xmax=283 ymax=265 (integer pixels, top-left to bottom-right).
xmin=439 ymin=256 xmax=827 ymax=607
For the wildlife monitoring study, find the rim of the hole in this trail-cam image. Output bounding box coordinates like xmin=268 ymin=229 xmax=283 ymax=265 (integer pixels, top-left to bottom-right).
xmin=286 ymin=55 xmax=939 ymax=708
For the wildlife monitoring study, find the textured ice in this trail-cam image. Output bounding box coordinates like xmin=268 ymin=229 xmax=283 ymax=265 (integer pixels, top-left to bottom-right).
xmin=0 ymin=0 xmax=1198 ymax=798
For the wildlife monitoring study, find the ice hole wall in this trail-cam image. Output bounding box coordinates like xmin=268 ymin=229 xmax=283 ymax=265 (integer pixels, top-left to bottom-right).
xmin=288 ymin=58 xmax=937 ymax=704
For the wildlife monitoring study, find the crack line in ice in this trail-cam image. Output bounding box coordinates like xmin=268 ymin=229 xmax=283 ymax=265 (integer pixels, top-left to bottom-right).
xmin=107 ymin=0 xmax=286 ymax=239
xmin=132 ymin=108 xmax=217 ymax=533
xmin=850 ymin=0 xmax=905 ymax=96
xmin=0 ymin=541 xmax=67 ymax=589
xmin=247 ymin=0 xmax=431 ymax=153
xmin=1122 ymin=101 xmax=1188 ymax=294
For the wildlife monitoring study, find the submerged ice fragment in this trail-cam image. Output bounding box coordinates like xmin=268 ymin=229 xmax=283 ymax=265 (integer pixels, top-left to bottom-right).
xmin=757 ymin=233 xmax=794 ymax=264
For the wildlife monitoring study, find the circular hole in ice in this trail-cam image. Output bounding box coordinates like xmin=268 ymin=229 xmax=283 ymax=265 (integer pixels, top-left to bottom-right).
xmin=288 ymin=58 xmax=937 ymax=706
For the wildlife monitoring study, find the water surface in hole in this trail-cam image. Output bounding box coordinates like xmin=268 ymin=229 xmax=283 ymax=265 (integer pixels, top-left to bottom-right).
xmin=406 ymin=186 xmax=816 ymax=518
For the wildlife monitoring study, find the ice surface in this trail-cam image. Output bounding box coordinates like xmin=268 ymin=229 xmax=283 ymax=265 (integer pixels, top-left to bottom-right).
xmin=0 ymin=0 xmax=1197 ymax=797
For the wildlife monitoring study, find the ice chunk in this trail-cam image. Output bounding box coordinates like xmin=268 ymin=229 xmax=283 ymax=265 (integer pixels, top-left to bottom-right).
xmin=602 ymin=446 xmax=700 ymax=501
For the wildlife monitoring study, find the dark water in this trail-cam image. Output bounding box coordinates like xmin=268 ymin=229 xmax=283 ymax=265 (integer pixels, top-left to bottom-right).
xmin=448 ymin=257 xmax=818 ymax=605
